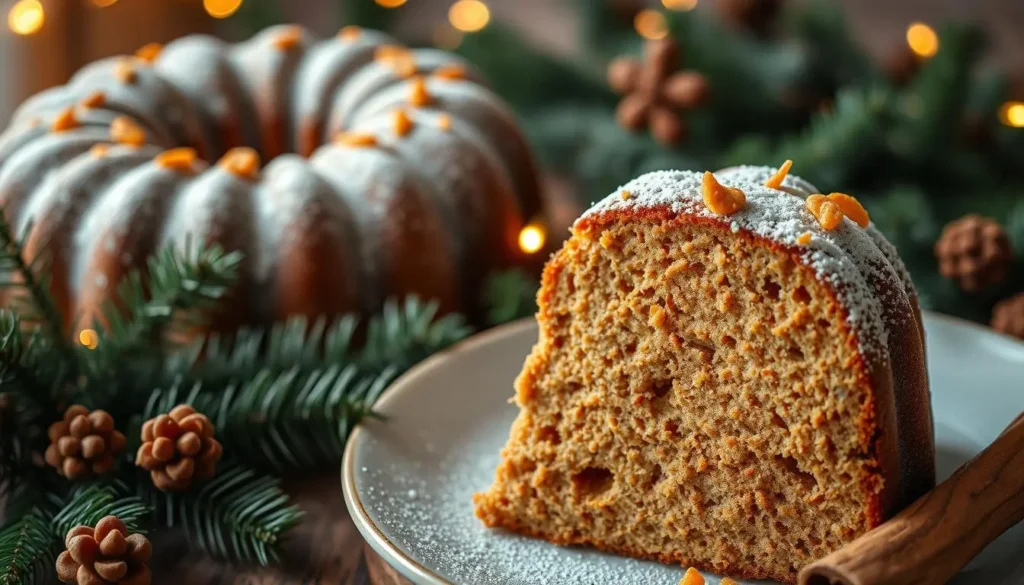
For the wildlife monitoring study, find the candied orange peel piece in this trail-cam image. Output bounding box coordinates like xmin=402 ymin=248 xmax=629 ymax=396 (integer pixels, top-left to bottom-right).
xmin=826 ymin=192 xmax=870 ymax=227
xmin=409 ymin=77 xmax=431 ymax=107
xmin=155 ymin=147 xmax=199 ymax=173
xmin=680 ymin=567 xmax=705 ymax=585
xmin=806 ymin=194 xmax=843 ymax=230
xmin=393 ymin=109 xmax=414 ymax=137
xmin=701 ymin=171 xmax=746 ymax=216
xmin=110 ymin=116 xmax=147 ymax=147
xmin=335 ymin=132 xmax=378 ymax=147
xmin=764 ymin=159 xmax=793 ymax=189
xmin=218 ymin=147 xmax=260 ymax=180
xmin=135 ymin=43 xmax=163 ymax=63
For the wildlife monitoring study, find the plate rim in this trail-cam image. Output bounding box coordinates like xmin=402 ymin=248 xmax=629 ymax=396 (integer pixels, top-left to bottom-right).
xmin=343 ymin=318 xmax=538 ymax=585
xmin=340 ymin=310 xmax=1024 ymax=585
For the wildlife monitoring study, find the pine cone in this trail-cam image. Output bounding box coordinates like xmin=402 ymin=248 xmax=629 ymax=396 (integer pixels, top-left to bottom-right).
xmin=136 ymin=405 xmax=222 ymax=491
xmin=935 ymin=215 xmax=1013 ymax=292
xmin=44 ymin=405 xmax=126 ymax=480
xmin=56 ymin=515 xmax=151 ymax=585
xmin=992 ymin=293 xmax=1024 ymax=339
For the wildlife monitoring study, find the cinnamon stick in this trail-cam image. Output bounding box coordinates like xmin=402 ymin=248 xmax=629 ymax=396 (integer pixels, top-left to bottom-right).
xmin=799 ymin=411 xmax=1024 ymax=585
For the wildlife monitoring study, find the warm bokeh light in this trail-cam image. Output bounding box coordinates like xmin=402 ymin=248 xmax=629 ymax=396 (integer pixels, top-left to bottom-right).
xmin=91 ymin=0 xmax=119 ymax=7
xmin=906 ymin=22 xmax=939 ymax=58
xmin=662 ymin=0 xmax=697 ymax=11
xmin=519 ymin=223 xmax=546 ymax=255
xmin=79 ymin=329 xmax=99 ymax=350
xmin=634 ymin=9 xmax=668 ymax=40
xmin=204 ymin=0 xmax=243 ymax=19
xmin=8 ymin=0 xmax=44 ymax=36
xmin=375 ymin=0 xmax=407 ymax=7
xmin=448 ymin=0 xmax=490 ymax=33
xmin=999 ymin=101 xmax=1024 ymax=128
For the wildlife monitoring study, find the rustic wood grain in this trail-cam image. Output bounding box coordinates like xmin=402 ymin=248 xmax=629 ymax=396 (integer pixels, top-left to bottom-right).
xmin=799 ymin=411 xmax=1024 ymax=585
xmin=363 ymin=543 xmax=416 ymax=585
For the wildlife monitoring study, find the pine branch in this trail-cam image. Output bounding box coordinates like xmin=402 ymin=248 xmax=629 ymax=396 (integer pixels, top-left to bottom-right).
xmin=0 ymin=216 xmax=75 ymax=378
xmin=147 ymin=462 xmax=302 ymax=566
xmin=359 ymin=297 xmax=472 ymax=373
xmin=722 ymin=87 xmax=893 ymax=189
xmin=51 ymin=482 xmax=151 ymax=537
xmin=145 ymin=365 xmax=394 ymax=473
xmin=78 ymin=243 xmax=242 ymax=411
xmin=0 ymin=509 xmax=56 ymax=585
xmin=483 ymin=270 xmax=539 ymax=326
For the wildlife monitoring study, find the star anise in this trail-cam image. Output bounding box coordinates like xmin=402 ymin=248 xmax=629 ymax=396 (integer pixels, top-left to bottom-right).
xmin=608 ymin=38 xmax=709 ymax=145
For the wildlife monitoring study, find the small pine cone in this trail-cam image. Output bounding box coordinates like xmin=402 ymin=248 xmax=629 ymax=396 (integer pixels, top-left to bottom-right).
xmin=992 ymin=293 xmax=1024 ymax=339
xmin=935 ymin=215 xmax=1014 ymax=292
xmin=56 ymin=515 xmax=152 ymax=585
xmin=136 ymin=404 xmax=223 ymax=491
xmin=45 ymin=405 xmax=126 ymax=480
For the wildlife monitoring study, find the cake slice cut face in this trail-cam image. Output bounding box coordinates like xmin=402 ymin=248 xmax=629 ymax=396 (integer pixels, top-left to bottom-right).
xmin=474 ymin=168 xmax=933 ymax=583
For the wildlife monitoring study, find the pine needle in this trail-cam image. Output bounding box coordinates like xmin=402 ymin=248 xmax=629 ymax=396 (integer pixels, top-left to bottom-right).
xmin=0 ymin=509 xmax=56 ymax=585
xmin=148 ymin=462 xmax=302 ymax=566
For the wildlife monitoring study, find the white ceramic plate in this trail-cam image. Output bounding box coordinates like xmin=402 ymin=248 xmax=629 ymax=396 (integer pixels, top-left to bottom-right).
xmin=343 ymin=312 xmax=1024 ymax=585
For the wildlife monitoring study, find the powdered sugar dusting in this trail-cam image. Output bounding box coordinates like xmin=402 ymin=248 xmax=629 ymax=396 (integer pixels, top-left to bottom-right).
xmin=578 ymin=168 xmax=904 ymax=358
xmin=360 ymin=419 xmax=749 ymax=585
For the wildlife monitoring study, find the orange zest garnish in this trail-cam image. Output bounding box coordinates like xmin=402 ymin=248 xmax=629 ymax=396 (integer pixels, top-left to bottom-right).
xmin=797 ymin=232 xmax=812 ymax=245
xmin=79 ymin=91 xmax=106 ymax=109
xmin=218 ymin=147 xmax=260 ymax=180
xmin=701 ymin=171 xmax=746 ymax=216
xmin=154 ymin=147 xmax=199 ymax=173
xmin=110 ymin=116 xmax=147 ymax=147
xmin=764 ymin=159 xmax=793 ymax=189
xmin=826 ymin=192 xmax=870 ymax=227
xmin=409 ymin=77 xmax=431 ymax=107
xmin=135 ymin=43 xmax=163 ymax=63
xmin=433 ymin=64 xmax=467 ymax=80
xmin=621 ymin=190 xmax=632 ymax=200
xmin=114 ymin=60 xmax=137 ymax=84
xmin=393 ymin=109 xmax=414 ymax=137
xmin=806 ymin=194 xmax=843 ymax=230
xmin=335 ymin=132 xmax=378 ymax=147
xmin=272 ymin=26 xmax=303 ymax=50
xmin=436 ymin=114 xmax=452 ymax=131
xmin=90 ymin=144 xmax=110 ymax=158
xmin=51 ymin=107 xmax=79 ymax=133
xmin=338 ymin=26 xmax=361 ymax=41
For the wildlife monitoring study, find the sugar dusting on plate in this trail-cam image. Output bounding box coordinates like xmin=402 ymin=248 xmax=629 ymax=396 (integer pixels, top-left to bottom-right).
xmin=360 ymin=419 xmax=754 ymax=585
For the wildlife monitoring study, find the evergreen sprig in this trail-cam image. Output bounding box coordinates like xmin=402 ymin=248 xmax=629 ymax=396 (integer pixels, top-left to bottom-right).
xmin=0 ymin=510 xmax=54 ymax=585
xmin=483 ymin=269 xmax=540 ymax=326
xmin=148 ymin=462 xmax=302 ymax=566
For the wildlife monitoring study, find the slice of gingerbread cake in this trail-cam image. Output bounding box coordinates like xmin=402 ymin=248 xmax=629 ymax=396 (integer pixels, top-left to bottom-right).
xmin=473 ymin=164 xmax=934 ymax=583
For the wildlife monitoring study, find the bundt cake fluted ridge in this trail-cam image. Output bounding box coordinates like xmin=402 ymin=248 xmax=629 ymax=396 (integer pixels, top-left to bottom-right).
xmin=0 ymin=24 xmax=542 ymax=334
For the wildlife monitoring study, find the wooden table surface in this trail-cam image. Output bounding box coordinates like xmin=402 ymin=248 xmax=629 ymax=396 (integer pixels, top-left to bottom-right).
xmin=152 ymin=473 xmax=413 ymax=585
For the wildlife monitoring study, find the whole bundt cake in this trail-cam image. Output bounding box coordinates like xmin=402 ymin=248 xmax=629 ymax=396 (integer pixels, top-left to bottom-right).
xmin=474 ymin=164 xmax=934 ymax=582
xmin=0 ymin=24 xmax=541 ymax=333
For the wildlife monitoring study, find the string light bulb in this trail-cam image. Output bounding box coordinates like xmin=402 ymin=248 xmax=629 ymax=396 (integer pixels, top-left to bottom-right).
xmin=906 ymin=22 xmax=939 ymax=58
xmin=204 ymin=0 xmax=243 ymax=19
xmin=449 ymin=0 xmax=490 ymax=33
xmin=998 ymin=101 xmax=1024 ymax=128
xmin=634 ymin=9 xmax=668 ymax=40
xmin=374 ymin=0 xmax=407 ymax=7
xmin=518 ymin=222 xmax=546 ymax=255
xmin=79 ymin=329 xmax=99 ymax=350
xmin=8 ymin=0 xmax=44 ymax=36
xmin=662 ymin=0 xmax=697 ymax=11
